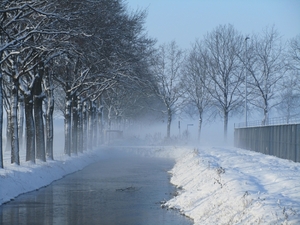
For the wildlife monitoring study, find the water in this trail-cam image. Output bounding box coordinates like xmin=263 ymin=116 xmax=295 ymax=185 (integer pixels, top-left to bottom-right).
xmin=0 ymin=151 xmax=193 ymax=225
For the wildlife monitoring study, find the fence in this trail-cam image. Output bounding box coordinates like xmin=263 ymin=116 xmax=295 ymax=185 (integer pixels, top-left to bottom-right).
xmin=234 ymin=124 xmax=300 ymax=163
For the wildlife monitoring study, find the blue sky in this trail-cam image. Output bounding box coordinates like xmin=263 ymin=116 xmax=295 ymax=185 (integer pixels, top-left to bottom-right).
xmin=126 ymin=0 xmax=300 ymax=48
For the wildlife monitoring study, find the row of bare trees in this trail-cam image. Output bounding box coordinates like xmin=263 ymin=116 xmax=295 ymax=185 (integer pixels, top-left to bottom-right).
xmin=152 ymin=25 xmax=300 ymax=141
xmin=1 ymin=2 xmax=299 ymax=169
xmin=0 ymin=0 xmax=156 ymax=168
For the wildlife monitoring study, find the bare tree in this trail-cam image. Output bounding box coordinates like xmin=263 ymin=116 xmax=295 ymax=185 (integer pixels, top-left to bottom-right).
xmin=203 ymin=24 xmax=244 ymax=140
xmin=276 ymin=73 xmax=300 ymax=121
xmin=0 ymin=64 xmax=2 ymax=168
xmin=50 ymin=0 xmax=154 ymax=153
xmin=288 ymin=35 xmax=300 ymax=72
xmin=287 ymin=35 xmax=300 ymax=97
xmin=182 ymin=40 xmax=212 ymax=141
xmin=152 ymin=41 xmax=185 ymax=139
xmin=0 ymin=0 xmax=69 ymax=165
xmin=246 ymin=26 xmax=287 ymax=124
xmin=0 ymin=0 xmax=154 ymax=167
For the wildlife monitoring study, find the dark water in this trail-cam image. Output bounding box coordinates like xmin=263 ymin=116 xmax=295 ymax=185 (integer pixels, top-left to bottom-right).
xmin=0 ymin=151 xmax=193 ymax=225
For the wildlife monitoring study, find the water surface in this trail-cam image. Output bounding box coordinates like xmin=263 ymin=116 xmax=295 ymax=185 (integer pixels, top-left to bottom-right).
xmin=0 ymin=150 xmax=192 ymax=225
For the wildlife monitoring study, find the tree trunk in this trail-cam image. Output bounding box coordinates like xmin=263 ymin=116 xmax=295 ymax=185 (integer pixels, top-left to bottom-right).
xmin=107 ymin=105 xmax=112 ymax=143
xmin=24 ymin=93 xmax=35 ymax=162
xmin=64 ymin=92 xmax=72 ymax=156
xmin=224 ymin=110 xmax=228 ymax=142
xmin=0 ymin=71 xmax=3 ymax=168
xmin=71 ymin=95 xmax=78 ymax=155
xmin=33 ymin=62 xmax=46 ymax=162
xmin=167 ymin=108 xmax=172 ymax=139
xmin=5 ymin=110 xmax=11 ymax=152
xmin=82 ymin=101 xmax=88 ymax=151
xmin=263 ymin=99 xmax=269 ymax=125
xmin=18 ymin=92 xmax=24 ymax=150
xmin=98 ymin=99 xmax=104 ymax=145
xmin=44 ymin=67 xmax=54 ymax=160
xmin=92 ymin=102 xmax=97 ymax=148
xmin=11 ymin=77 xmax=20 ymax=165
xmin=88 ymin=100 xmax=93 ymax=150
xmin=77 ymin=97 xmax=83 ymax=153
xmin=198 ymin=115 xmax=202 ymax=142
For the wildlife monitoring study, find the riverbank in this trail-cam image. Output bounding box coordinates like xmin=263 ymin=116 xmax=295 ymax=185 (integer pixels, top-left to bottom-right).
xmin=0 ymin=150 xmax=104 ymax=205
xmin=0 ymin=145 xmax=183 ymax=206
xmin=163 ymin=146 xmax=300 ymax=224
xmin=1 ymin=145 xmax=300 ymax=224
xmin=0 ymin=150 xmax=192 ymax=225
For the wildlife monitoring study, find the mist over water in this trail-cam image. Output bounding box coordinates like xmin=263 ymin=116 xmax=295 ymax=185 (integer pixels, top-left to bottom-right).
xmin=118 ymin=118 xmax=235 ymax=147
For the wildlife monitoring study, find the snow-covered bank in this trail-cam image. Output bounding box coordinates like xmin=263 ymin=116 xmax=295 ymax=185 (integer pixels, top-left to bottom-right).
xmin=0 ymin=145 xmax=182 ymax=206
xmin=164 ymin=146 xmax=300 ymax=224
xmin=1 ymin=144 xmax=300 ymax=224
xmin=0 ymin=149 xmax=104 ymax=205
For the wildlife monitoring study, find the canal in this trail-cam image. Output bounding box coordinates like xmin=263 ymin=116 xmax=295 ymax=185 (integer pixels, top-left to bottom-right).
xmin=0 ymin=150 xmax=192 ymax=225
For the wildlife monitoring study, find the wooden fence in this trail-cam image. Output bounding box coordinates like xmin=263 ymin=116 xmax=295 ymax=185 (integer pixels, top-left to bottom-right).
xmin=234 ymin=124 xmax=300 ymax=163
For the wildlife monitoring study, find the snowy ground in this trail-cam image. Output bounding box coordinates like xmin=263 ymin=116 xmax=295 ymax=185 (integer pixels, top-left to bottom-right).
xmin=1 ymin=144 xmax=300 ymax=224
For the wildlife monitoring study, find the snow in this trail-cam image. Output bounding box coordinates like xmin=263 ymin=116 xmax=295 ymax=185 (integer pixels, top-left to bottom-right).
xmin=0 ymin=149 xmax=104 ymax=205
xmin=1 ymin=144 xmax=300 ymax=224
xmin=163 ymin=146 xmax=300 ymax=224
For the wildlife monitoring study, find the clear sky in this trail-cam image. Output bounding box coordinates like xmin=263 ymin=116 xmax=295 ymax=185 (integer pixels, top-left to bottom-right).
xmin=126 ymin=0 xmax=300 ymax=49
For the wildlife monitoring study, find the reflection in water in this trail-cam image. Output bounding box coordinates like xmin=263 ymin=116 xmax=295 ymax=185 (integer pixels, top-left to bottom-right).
xmin=1 ymin=188 xmax=54 ymax=225
xmin=0 ymin=152 xmax=192 ymax=225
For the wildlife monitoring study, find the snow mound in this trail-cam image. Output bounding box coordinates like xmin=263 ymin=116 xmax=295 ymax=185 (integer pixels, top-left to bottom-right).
xmin=0 ymin=150 xmax=103 ymax=205
xmin=164 ymin=147 xmax=300 ymax=224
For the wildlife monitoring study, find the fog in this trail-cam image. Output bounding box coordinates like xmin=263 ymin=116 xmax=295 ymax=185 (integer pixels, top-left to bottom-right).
xmin=2 ymin=113 xmax=300 ymax=224
xmin=51 ymin=114 xmax=243 ymax=151
xmin=3 ymin=105 xmax=270 ymax=159
xmin=109 ymin=117 xmax=236 ymax=147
